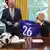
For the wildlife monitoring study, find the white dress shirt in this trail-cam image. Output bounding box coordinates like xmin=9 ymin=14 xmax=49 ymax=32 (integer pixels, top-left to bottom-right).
xmin=9 ymin=8 xmax=15 ymax=20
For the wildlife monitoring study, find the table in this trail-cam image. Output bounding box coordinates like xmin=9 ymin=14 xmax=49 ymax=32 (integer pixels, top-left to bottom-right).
xmin=32 ymin=37 xmax=50 ymax=48
xmin=1 ymin=37 xmax=50 ymax=49
xmin=2 ymin=43 xmax=25 ymax=49
xmin=23 ymin=37 xmax=50 ymax=48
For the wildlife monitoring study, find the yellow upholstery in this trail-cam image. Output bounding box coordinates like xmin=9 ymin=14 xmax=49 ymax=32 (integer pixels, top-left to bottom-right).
xmin=16 ymin=0 xmax=28 ymax=20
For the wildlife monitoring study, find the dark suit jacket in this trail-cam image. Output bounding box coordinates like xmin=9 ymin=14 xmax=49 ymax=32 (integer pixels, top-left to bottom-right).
xmin=40 ymin=21 xmax=49 ymax=37
xmin=37 ymin=21 xmax=49 ymax=37
xmin=1 ymin=8 xmax=22 ymax=36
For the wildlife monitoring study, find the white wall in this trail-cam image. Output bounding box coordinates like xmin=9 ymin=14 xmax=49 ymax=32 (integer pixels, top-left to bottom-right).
xmin=28 ymin=0 xmax=48 ymax=21
xmin=48 ymin=0 xmax=50 ymax=21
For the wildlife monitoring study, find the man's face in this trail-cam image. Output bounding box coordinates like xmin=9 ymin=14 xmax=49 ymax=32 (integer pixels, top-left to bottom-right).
xmin=38 ymin=13 xmax=45 ymax=21
xmin=8 ymin=0 xmax=16 ymax=8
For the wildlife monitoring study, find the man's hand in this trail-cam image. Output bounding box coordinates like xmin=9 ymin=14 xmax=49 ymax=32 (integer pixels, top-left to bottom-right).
xmin=7 ymin=21 xmax=12 ymax=25
xmin=36 ymin=20 xmax=44 ymax=26
xmin=13 ymin=22 xmax=19 ymax=27
xmin=36 ymin=20 xmax=41 ymax=24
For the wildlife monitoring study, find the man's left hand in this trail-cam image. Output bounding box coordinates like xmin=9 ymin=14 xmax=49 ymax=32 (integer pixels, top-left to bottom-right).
xmin=13 ymin=22 xmax=19 ymax=27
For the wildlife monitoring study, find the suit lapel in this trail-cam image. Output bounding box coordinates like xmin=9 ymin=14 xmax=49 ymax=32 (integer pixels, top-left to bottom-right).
xmin=7 ymin=8 xmax=12 ymax=20
xmin=8 ymin=8 xmax=16 ymax=20
xmin=14 ymin=8 xmax=16 ymax=20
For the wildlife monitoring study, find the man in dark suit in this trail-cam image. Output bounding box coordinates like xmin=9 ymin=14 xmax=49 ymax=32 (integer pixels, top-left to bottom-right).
xmin=1 ymin=0 xmax=22 ymax=37
xmin=36 ymin=12 xmax=49 ymax=37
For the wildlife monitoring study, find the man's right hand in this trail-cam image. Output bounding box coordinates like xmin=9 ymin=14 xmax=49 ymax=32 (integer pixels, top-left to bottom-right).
xmin=7 ymin=21 xmax=12 ymax=25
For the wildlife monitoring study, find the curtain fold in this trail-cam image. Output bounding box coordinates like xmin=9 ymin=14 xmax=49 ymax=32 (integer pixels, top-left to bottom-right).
xmin=16 ymin=0 xmax=28 ymax=20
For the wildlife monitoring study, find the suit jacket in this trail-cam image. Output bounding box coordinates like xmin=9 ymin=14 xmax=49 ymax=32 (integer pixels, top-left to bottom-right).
xmin=37 ymin=20 xmax=49 ymax=37
xmin=40 ymin=21 xmax=49 ymax=37
xmin=1 ymin=8 xmax=22 ymax=24
xmin=1 ymin=8 xmax=22 ymax=34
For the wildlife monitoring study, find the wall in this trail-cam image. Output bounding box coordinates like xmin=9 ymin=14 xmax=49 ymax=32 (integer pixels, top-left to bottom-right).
xmin=48 ymin=0 xmax=50 ymax=21
xmin=28 ymin=0 xmax=48 ymax=21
